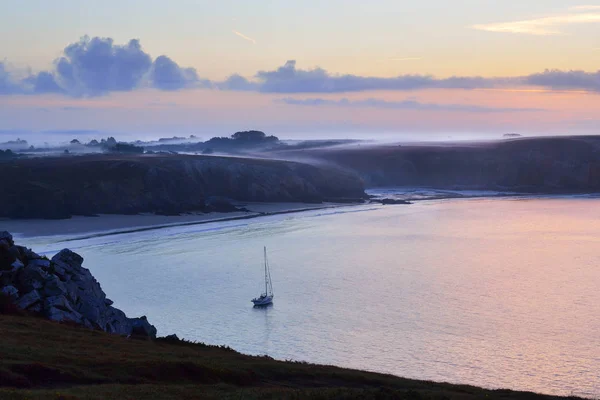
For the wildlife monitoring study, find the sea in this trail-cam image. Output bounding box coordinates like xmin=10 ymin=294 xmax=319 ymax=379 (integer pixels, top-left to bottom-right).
xmin=13 ymin=191 xmax=600 ymax=398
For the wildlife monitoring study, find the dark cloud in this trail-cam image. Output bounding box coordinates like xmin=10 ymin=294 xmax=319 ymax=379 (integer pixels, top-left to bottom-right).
xmin=277 ymin=97 xmax=544 ymax=113
xmin=524 ymin=69 xmax=600 ymax=92
xmin=150 ymin=55 xmax=202 ymax=90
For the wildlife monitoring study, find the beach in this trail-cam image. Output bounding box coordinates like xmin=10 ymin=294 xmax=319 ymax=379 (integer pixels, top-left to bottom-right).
xmin=0 ymin=202 xmax=355 ymax=238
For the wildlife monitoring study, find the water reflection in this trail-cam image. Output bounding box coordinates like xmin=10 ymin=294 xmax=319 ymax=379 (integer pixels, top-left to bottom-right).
xmin=15 ymin=198 xmax=600 ymax=398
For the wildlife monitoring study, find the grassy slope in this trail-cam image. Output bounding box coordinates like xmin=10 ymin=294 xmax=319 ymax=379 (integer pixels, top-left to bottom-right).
xmin=0 ymin=315 xmax=582 ymax=400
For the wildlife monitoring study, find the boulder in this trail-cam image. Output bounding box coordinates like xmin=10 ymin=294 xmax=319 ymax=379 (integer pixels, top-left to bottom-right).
xmin=11 ymin=259 xmax=24 ymax=271
xmin=16 ymin=290 xmax=41 ymax=310
xmin=0 ymin=231 xmax=14 ymax=246
xmin=1 ymin=232 xmax=158 ymax=339
xmin=8 ymin=246 xmax=22 ymax=262
xmin=51 ymin=249 xmax=84 ymax=270
xmin=17 ymin=265 xmax=49 ymax=292
xmin=131 ymin=316 xmax=157 ymax=339
xmin=23 ymin=248 xmax=42 ymax=260
xmin=46 ymin=307 xmax=83 ymax=323
xmin=76 ymin=301 xmax=102 ymax=324
xmin=1 ymin=285 xmax=19 ymax=301
xmin=45 ymin=295 xmax=75 ymax=313
xmin=43 ymin=276 xmax=67 ymax=297
xmin=28 ymin=258 xmax=50 ymax=270
xmin=0 ymin=243 xmax=16 ymax=272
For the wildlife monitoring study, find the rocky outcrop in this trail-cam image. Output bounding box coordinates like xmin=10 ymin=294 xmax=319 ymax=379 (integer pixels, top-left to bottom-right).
xmin=0 ymin=153 xmax=366 ymax=219
xmin=0 ymin=231 xmax=156 ymax=338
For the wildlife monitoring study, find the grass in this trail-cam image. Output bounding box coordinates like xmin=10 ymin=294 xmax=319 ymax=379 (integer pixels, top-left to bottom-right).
xmin=0 ymin=314 xmax=585 ymax=400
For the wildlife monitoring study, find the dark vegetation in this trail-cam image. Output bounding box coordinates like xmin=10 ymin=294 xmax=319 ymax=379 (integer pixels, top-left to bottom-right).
xmin=147 ymin=130 xmax=281 ymax=153
xmin=0 ymin=313 xmax=583 ymax=399
xmin=0 ymin=153 xmax=366 ymax=219
xmin=0 ymin=149 xmax=18 ymax=159
xmin=105 ymin=143 xmax=144 ymax=154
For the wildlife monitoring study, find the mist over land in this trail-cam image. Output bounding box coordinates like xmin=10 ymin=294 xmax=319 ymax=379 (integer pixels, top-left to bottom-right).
xmin=2 ymin=130 xmax=600 ymax=220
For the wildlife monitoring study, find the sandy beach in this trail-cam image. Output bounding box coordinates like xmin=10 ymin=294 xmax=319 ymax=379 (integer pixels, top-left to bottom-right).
xmin=1 ymin=202 xmax=356 ymax=238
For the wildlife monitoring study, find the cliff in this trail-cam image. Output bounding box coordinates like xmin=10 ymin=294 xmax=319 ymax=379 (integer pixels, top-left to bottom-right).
xmin=0 ymin=231 xmax=156 ymax=338
xmin=0 ymin=154 xmax=366 ymax=219
xmin=282 ymin=136 xmax=600 ymax=192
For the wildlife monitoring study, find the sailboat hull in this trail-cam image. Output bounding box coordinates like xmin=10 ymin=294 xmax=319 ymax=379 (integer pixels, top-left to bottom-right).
xmin=251 ymin=295 xmax=273 ymax=306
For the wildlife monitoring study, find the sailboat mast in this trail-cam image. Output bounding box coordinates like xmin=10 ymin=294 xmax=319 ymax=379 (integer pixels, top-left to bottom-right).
xmin=264 ymin=246 xmax=268 ymax=296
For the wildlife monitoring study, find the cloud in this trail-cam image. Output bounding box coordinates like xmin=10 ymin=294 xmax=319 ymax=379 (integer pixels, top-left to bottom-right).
xmin=248 ymin=60 xmax=503 ymax=93
xmin=0 ymin=36 xmax=202 ymax=96
xmin=23 ymin=71 xmax=64 ymax=94
xmin=150 ymin=55 xmax=202 ymax=90
xmin=472 ymin=7 xmax=600 ymax=35
xmin=0 ymin=62 xmax=23 ymax=94
xmin=54 ymin=36 xmax=153 ymax=95
xmin=217 ymin=74 xmax=259 ymax=91
xmin=277 ymin=97 xmax=545 ymax=113
xmin=233 ymin=30 xmax=256 ymax=44
xmin=2 ymin=37 xmax=600 ymax=97
xmin=524 ymin=69 xmax=600 ymax=91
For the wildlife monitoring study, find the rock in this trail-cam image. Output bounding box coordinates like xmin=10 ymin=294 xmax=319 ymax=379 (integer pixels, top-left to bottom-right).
xmin=16 ymin=290 xmax=41 ymax=310
xmin=163 ymin=334 xmax=180 ymax=341
xmin=0 ymin=231 xmax=14 ymax=246
xmin=51 ymin=249 xmax=84 ymax=270
xmin=131 ymin=316 xmax=157 ymax=339
xmin=46 ymin=306 xmax=83 ymax=323
xmin=63 ymin=280 xmax=82 ymax=303
xmin=1 ymin=285 xmax=19 ymax=301
xmin=28 ymin=258 xmax=51 ymax=270
xmin=17 ymin=265 xmax=48 ymax=292
xmin=23 ymin=248 xmax=42 ymax=260
xmin=11 ymin=259 xmax=24 ymax=271
xmin=28 ymin=303 xmax=42 ymax=313
xmin=8 ymin=246 xmax=22 ymax=262
xmin=43 ymin=276 xmax=67 ymax=297
xmin=45 ymin=295 xmax=75 ymax=313
xmin=105 ymin=306 xmax=133 ymax=335
xmin=76 ymin=301 xmax=101 ymax=324
xmin=1 ymin=232 xmax=158 ymax=339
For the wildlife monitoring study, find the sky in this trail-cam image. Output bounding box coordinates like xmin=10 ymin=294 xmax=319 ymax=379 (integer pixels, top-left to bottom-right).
xmin=1 ymin=0 xmax=600 ymax=143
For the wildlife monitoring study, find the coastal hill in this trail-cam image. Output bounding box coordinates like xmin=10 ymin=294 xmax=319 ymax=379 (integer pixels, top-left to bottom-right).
xmin=272 ymin=135 xmax=600 ymax=193
xmin=0 ymin=153 xmax=366 ymax=219
xmin=0 ymin=312 xmax=582 ymax=399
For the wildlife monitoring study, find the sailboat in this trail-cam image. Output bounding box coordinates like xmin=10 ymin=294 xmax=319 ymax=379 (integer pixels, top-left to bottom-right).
xmin=252 ymin=246 xmax=274 ymax=306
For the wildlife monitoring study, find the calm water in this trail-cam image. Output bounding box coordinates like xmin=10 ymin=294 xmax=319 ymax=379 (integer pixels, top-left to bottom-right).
xmin=16 ymin=197 xmax=600 ymax=398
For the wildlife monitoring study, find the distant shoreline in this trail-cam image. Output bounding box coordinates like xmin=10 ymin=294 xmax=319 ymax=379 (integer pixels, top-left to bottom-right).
xmin=5 ymin=190 xmax=600 ymax=239
xmin=1 ymin=202 xmax=362 ymax=239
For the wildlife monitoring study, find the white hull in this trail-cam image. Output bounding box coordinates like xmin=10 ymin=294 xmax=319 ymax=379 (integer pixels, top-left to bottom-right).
xmin=252 ymin=295 xmax=273 ymax=306
xmin=252 ymin=247 xmax=274 ymax=306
